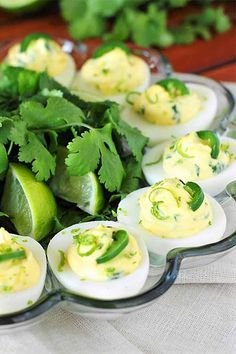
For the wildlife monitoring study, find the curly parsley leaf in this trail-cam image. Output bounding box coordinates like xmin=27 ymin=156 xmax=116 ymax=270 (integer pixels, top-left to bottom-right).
xmin=66 ymin=124 xmax=124 ymax=192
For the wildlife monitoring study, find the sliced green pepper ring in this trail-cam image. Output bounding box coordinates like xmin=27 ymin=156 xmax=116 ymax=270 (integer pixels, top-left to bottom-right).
xmin=75 ymin=234 xmax=98 ymax=257
xmin=126 ymin=91 xmax=141 ymax=105
xmin=184 ymin=181 xmax=204 ymax=212
xmin=0 ymin=249 xmax=26 ymax=263
xmin=92 ymin=41 xmax=131 ymax=59
xmin=20 ymin=32 xmax=53 ymax=52
xmin=96 ymin=230 xmax=129 ymax=264
xmin=197 ymin=130 xmax=220 ymax=159
xmin=157 ymin=78 xmax=189 ymax=97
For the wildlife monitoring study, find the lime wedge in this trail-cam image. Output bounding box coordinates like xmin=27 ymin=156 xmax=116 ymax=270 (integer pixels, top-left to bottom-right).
xmin=50 ymin=146 xmax=104 ymax=215
xmin=1 ymin=163 xmax=57 ymax=240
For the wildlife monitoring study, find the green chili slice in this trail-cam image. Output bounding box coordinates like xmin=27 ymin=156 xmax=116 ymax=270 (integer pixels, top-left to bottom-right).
xmin=184 ymin=181 xmax=204 ymax=211
xmin=0 ymin=249 xmax=26 ymax=263
xmin=96 ymin=230 xmax=129 ymax=264
xmin=20 ymin=32 xmax=53 ymax=52
xmin=197 ymin=130 xmax=220 ymax=159
xmin=75 ymin=234 xmax=97 ymax=257
xmin=157 ymin=78 xmax=189 ymax=96
xmin=92 ymin=41 xmax=131 ymax=59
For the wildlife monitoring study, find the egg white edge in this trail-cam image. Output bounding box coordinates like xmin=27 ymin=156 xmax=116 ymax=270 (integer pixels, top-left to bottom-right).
xmin=120 ymin=83 xmax=218 ymax=146
xmin=0 ymin=235 xmax=47 ymax=315
xmin=47 ymin=221 xmax=149 ymax=300
xmin=117 ymin=187 xmax=227 ymax=256
xmin=142 ymin=136 xmax=236 ymax=196
xmin=54 ymin=53 xmax=76 ymax=88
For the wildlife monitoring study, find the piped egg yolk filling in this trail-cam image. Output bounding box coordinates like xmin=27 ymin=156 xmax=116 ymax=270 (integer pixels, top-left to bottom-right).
xmin=0 ymin=228 xmax=40 ymax=294
xmin=79 ymin=48 xmax=147 ymax=95
xmin=163 ymin=132 xmax=232 ymax=180
xmin=133 ymin=84 xmax=201 ymax=125
xmin=66 ymin=224 xmax=142 ymax=282
xmin=6 ymin=38 xmax=68 ymax=77
xmin=139 ymin=178 xmax=213 ymax=238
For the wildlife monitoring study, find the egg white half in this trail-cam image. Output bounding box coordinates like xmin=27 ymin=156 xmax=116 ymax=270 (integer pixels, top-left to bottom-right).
xmin=71 ymin=62 xmax=151 ymax=104
xmin=47 ymin=221 xmax=149 ymax=300
xmin=121 ymin=83 xmax=218 ymax=146
xmin=0 ymin=235 xmax=47 ymax=315
xmin=55 ymin=54 xmax=76 ymax=88
xmin=142 ymin=136 xmax=236 ymax=196
xmin=117 ymin=188 xmax=226 ymax=256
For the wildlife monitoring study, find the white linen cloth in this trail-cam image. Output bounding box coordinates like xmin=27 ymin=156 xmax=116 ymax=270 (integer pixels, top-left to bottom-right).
xmin=1 ymin=83 xmax=236 ymax=354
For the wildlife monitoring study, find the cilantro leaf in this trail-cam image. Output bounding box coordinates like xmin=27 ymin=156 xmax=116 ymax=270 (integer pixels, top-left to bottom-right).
xmin=20 ymin=97 xmax=85 ymax=130
xmin=0 ymin=117 xmax=12 ymax=144
xmin=107 ymin=105 xmax=148 ymax=162
xmin=18 ymin=132 xmax=56 ymax=181
xmin=121 ymin=157 xmax=144 ymax=193
xmin=9 ymin=120 xmax=27 ymax=146
xmin=66 ymin=124 xmax=124 ymax=192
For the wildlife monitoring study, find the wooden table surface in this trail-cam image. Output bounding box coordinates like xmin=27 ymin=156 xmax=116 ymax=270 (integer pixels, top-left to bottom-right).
xmin=0 ymin=1 xmax=235 ymax=82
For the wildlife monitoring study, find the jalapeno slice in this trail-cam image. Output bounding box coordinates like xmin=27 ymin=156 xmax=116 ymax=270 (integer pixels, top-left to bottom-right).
xmin=20 ymin=32 xmax=53 ymax=52
xmin=184 ymin=181 xmax=204 ymax=211
xmin=176 ymin=140 xmax=194 ymax=158
xmin=197 ymin=130 xmax=220 ymax=159
xmin=157 ymin=78 xmax=189 ymax=96
xmin=96 ymin=230 xmax=129 ymax=264
xmin=151 ymin=201 xmax=169 ymax=220
xmin=0 ymin=249 xmax=26 ymax=263
xmin=92 ymin=41 xmax=131 ymax=59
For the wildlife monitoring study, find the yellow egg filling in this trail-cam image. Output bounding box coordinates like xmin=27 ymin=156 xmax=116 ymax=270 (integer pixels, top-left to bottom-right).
xmin=139 ymin=178 xmax=213 ymax=238
xmin=163 ymin=132 xmax=232 ymax=180
xmin=66 ymin=224 xmax=142 ymax=281
xmin=133 ymin=84 xmax=201 ymax=125
xmin=6 ymin=38 xmax=68 ymax=77
xmin=0 ymin=228 xmax=40 ymax=293
xmin=79 ymin=48 xmax=147 ymax=95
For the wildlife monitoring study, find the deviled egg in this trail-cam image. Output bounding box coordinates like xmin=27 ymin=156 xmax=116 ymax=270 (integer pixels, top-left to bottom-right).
xmin=117 ymin=178 xmax=226 ymax=255
xmin=142 ymin=131 xmax=236 ymax=196
xmin=0 ymin=228 xmax=46 ymax=314
xmin=71 ymin=42 xmax=151 ymax=104
xmin=121 ymin=78 xmax=217 ymax=146
xmin=47 ymin=221 xmax=149 ymax=300
xmin=5 ymin=33 xmax=76 ymax=87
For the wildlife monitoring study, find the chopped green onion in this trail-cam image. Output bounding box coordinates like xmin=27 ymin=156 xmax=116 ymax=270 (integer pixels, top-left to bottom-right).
xmin=184 ymin=181 xmax=204 ymax=211
xmin=92 ymin=41 xmax=131 ymax=59
xmin=176 ymin=140 xmax=194 ymax=158
xmin=96 ymin=230 xmax=129 ymax=264
xmin=151 ymin=201 xmax=169 ymax=220
xmin=157 ymin=78 xmax=189 ymax=96
xmin=0 ymin=249 xmax=26 ymax=263
xmin=125 ymin=91 xmax=141 ymax=105
xmin=149 ymin=186 xmax=180 ymax=207
xmin=197 ymin=130 xmax=220 ymax=159
xmin=20 ymin=33 xmax=53 ymax=52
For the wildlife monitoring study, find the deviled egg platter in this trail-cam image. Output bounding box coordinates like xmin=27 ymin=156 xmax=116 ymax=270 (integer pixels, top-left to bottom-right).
xmin=5 ymin=33 xmax=76 ymax=87
xmin=71 ymin=42 xmax=151 ymax=104
xmin=117 ymin=178 xmax=226 ymax=256
xmin=47 ymin=221 xmax=149 ymax=300
xmin=142 ymin=131 xmax=236 ymax=196
xmin=0 ymin=228 xmax=47 ymax=315
xmin=120 ymin=78 xmax=217 ymax=146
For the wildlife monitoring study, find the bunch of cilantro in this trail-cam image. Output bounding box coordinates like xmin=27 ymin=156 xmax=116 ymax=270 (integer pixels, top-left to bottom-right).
xmin=0 ymin=64 xmax=148 ymax=227
xmin=59 ymin=0 xmax=231 ymax=48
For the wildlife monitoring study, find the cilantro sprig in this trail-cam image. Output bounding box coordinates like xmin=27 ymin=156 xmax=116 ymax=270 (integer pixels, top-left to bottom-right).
xmin=0 ymin=65 xmax=148 ymax=195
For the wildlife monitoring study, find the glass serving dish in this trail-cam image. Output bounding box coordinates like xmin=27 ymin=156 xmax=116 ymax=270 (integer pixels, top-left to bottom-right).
xmin=0 ymin=37 xmax=236 ymax=330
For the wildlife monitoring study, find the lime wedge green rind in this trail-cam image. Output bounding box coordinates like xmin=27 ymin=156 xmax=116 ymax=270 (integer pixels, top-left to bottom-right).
xmin=50 ymin=146 xmax=104 ymax=215
xmin=1 ymin=163 xmax=57 ymax=240
xmin=0 ymin=0 xmax=47 ymax=13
